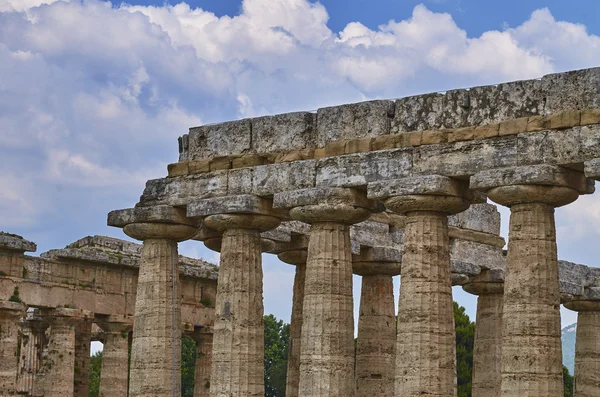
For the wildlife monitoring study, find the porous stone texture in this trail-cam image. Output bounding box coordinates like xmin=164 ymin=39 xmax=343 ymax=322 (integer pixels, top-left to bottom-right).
xmin=0 ymin=232 xmax=36 ymax=252
xmin=207 ymin=217 xmax=269 ymax=397
xmin=355 ymin=273 xmax=395 ymax=397
xmin=394 ymin=212 xmax=457 ymax=397
xmin=189 ymin=119 xmax=252 ymax=159
xmin=97 ymin=318 xmax=133 ymax=397
xmin=573 ymin=310 xmax=600 ymax=397
xmin=297 ymin=222 xmax=356 ymax=397
xmin=251 ymin=112 xmax=316 ymax=153
xmin=0 ymin=301 xmax=26 ymax=395
xmin=126 ymin=236 xmax=185 ymax=397
xmin=74 ymin=318 xmax=93 ymax=397
xmin=500 ymin=203 xmax=564 ymax=397
xmin=190 ymin=332 xmax=212 ymax=397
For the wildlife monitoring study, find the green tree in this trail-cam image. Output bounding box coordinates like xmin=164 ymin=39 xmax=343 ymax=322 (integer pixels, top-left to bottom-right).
xmin=89 ymin=351 xmax=102 ymax=397
xmin=182 ymin=336 xmax=197 ymax=397
xmin=563 ymin=366 xmax=574 ymax=397
xmin=454 ymin=302 xmax=475 ymax=397
xmin=264 ymin=314 xmax=290 ymax=397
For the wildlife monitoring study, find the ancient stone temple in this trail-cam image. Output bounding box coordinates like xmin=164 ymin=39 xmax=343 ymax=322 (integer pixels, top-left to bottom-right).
xmin=3 ymin=67 xmax=600 ymax=397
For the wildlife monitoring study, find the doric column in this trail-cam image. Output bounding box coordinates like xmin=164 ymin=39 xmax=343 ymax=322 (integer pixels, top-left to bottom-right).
xmin=353 ymin=247 xmax=401 ymax=397
xmin=189 ymin=328 xmax=213 ymax=397
xmin=187 ymin=195 xmax=282 ymax=397
xmin=96 ymin=315 xmax=133 ymax=397
xmin=369 ymin=175 xmax=471 ymax=397
xmin=463 ymin=270 xmax=505 ymax=397
xmin=0 ymin=301 xmax=26 ymax=395
xmin=115 ymin=206 xmax=198 ymax=397
xmin=472 ymin=164 xmax=591 ymax=397
xmin=274 ymin=187 xmax=375 ymax=397
xmin=277 ymin=239 xmax=308 ymax=397
xmin=74 ymin=316 xmax=93 ymax=397
xmin=37 ymin=308 xmax=93 ymax=397
xmin=564 ymin=300 xmax=600 ymax=397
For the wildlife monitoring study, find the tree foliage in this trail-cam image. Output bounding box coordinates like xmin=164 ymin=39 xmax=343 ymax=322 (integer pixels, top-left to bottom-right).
xmin=454 ymin=302 xmax=475 ymax=397
xmin=89 ymin=351 xmax=102 ymax=397
xmin=563 ymin=366 xmax=573 ymax=397
xmin=182 ymin=336 xmax=197 ymax=397
xmin=264 ymin=314 xmax=290 ymax=397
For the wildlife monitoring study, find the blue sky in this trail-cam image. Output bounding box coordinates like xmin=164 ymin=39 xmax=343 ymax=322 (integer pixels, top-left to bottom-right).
xmin=2 ymin=0 xmax=600 ymax=336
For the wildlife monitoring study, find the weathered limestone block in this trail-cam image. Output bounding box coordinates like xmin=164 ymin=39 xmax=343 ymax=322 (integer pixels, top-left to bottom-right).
xmin=353 ymin=258 xmax=400 ymax=397
xmin=316 ymin=100 xmax=394 ymax=146
xmin=203 ymin=213 xmax=279 ymax=397
xmin=189 ymin=119 xmax=252 ymax=160
xmin=96 ymin=316 xmax=133 ymax=397
xmin=123 ymin=220 xmax=197 ymax=397
xmin=463 ymin=272 xmax=505 ymax=397
xmin=392 ymin=92 xmax=445 ymax=133
xmin=252 ymin=160 xmax=317 ymax=197
xmin=37 ymin=308 xmax=92 ymax=397
xmin=189 ymin=330 xmax=213 ymax=397
xmin=563 ymin=301 xmax=600 ymax=397
xmin=0 ymin=301 xmax=26 ymax=395
xmin=74 ymin=317 xmax=93 ymax=397
xmin=0 ymin=233 xmax=36 ymax=278
xmin=448 ymin=203 xmax=501 ymax=235
xmin=275 ymin=188 xmax=374 ymax=397
xmin=450 ymin=239 xmax=505 ymax=271
xmin=277 ymin=249 xmax=308 ymax=397
xmin=251 ymin=112 xmax=316 ymax=153
xmin=543 ymin=67 xmax=600 ymax=114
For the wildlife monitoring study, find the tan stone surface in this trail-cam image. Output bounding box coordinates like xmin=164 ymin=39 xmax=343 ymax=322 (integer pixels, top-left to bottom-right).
xmin=297 ymin=222 xmax=355 ymax=397
xmin=573 ymin=310 xmax=600 ymax=397
xmin=97 ymin=319 xmax=132 ymax=397
xmin=74 ymin=318 xmax=92 ymax=397
xmin=500 ymin=203 xmax=563 ymax=397
xmin=283 ymin=256 xmax=306 ymax=397
xmin=0 ymin=301 xmax=26 ymax=396
xmin=127 ymin=237 xmax=184 ymax=397
xmin=355 ymin=273 xmax=395 ymax=397
xmin=394 ymin=212 xmax=457 ymax=397
xmin=209 ymin=225 xmax=266 ymax=397
xmin=190 ymin=332 xmax=213 ymax=397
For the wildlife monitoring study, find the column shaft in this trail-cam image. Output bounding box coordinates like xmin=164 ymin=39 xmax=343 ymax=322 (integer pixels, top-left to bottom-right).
xmin=194 ymin=334 xmax=213 ymax=397
xmin=501 ymin=203 xmax=563 ymax=396
xmin=395 ymin=212 xmax=456 ymax=397
xmin=99 ymin=330 xmax=131 ymax=397
xmin=129 ymin=238 xmax=182 ymax=397
xmin=472 ymin=292 xmax=503 ymax=397
xmin=286 ymin=263 xmax=306 ymax=397
xmin=74 ymin=319 xmax=92 ymax=397
xmin=210 ymin=229 xmax=265 ymax=397
xmin=0 ymin=302 xmax=25 ymax=395
xmin=356 ymin=274 xmax=395 ymax=397
xmin=298 ymin=222 xmax=355 ymax=397
xmin=574 ymin=311 xmax=600 ymax=397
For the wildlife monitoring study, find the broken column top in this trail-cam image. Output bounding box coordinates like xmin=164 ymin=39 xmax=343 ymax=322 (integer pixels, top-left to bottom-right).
xmin=0 ymin=232 xmax=36 ymax=253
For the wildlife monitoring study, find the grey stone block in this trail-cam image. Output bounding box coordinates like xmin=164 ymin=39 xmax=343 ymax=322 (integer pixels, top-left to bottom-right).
xmin=253 ymin=160 xmax=316 ymax=197
xmin=107 ymin=206 xmax=195 ymax=228
xmin=450 ymin=240 xmax=505 ymax=271
xmin=187 ymin=195 xmax=280 ymax=218
xmin=584 ymin=157 xmax=600 ymax=180
xmin=0 ymin=232 xmax=37 ymax=252
xmin=251 ymin=112 xmax=316 ymax=153
xmin=392 ymin=93 xmax=444 ymax=133
xmin=543 ymin=67 xmax=600 ymax=114
xmin=441 ymin=89 xmax=470 ymax=129
xmin=451 ymin=260 xmax=481 ymax=277
xmin=188 ymin=119 xmax=251 ymax=159
xmin=273 ymin=187 xmax=371 ymax=209
xmin=139 ymin=172 xmax=228 ymax=207
xmin=368 ymin=175 xmax=467 ymax=200
xmin=316 ymin=100 xmax=394 ymax=146
xmin=448 ymin=203 xmax=501 ymax=235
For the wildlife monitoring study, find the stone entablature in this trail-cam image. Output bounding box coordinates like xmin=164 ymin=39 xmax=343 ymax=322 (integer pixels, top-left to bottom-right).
xmin=0 ymin=233 xmax=217 ymax=324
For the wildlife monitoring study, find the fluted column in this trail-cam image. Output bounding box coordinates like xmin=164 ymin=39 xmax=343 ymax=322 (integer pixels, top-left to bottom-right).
xmin=564 ymin=300 xmax=600 ymax=397
xmin=37 ymin=308 xmax=92 ymax=397
xmin=203 ymin=213 xmax=280 ymax=397
xmin=190 ymin=329 xmax=213 ymax=397
xmin=278 ymin=249 xmax=308 ymax=397
xmin=353 ymin=252 xmax=401 ymax=397
xmin=463 ymin=271 xmax=505 ymax=397
xmin=123 ymin=221 xmax=197 ymax=397
xmin=274 ymin=187 xmax=375 ymax=397
xmin=96 ymin=316 xmax=133 ymax=397
xmin=369 ymin=175 xmax=471 ymax=397
xmin=74 ymin=316 xmax=93 ymax=397
xmin=0 ymin=301 xmax=26 ymax=395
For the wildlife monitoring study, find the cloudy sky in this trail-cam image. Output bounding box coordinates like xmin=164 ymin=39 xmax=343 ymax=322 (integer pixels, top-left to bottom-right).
xmin=2 ymin=0 xmax=600 ymax=334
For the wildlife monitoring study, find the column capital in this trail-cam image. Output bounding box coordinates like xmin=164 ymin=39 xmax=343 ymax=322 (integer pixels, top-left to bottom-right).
xmin=43 ymin=308 xmax=94 ymax=327
xmin=564 ymin=299 xmax=600 ymax=312
xmin=274 ymin=187 xmax=377 ymax=224
xmin=278 ymin=249 xmax=308 ymax=266
xmin=95 ymin=314 xmax=133 ymax=334
xmin=471 ymin=165 xmax=593 ymax=207
xmin=352 ymin=246 xmax=401 ymax=276
xmin=368 ymin=175 xmax=471 ymax=215
xmin=0 ymin=301 xmax=26 ymax=317
xmin=463 ymin=269 xmax=505 ymax=295
xmin=110 ymin=206 xmax=199 ymax=241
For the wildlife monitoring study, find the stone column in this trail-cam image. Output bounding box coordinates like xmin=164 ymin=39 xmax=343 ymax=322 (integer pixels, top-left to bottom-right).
xmin=37 ymin=308 xmax=92 ymax=397
xmin=369 ymin=175 xmax=471 ymax=397
xmin=189 ymin=329 xmax=213 ymax=397
xmin=353 ymin=248 xmax=401 ymax=397
xmin=471 ymin=165 xmax=590 ymax=397
xmin=0 ymin=301 xmax=26 ymax=395
xmin=96 ymin=316 xmax=133 ymax=397
xmin=123 ymin=221 xmax=197 ymax=397
xmin=278 ymin=248 xmax=308 ymax=397
xmin=463 ymin=270 xmax=505 ymax=397
xmin=564 ymin=300 xmax=600 ymax=397
xmin=274 ymin=187 xmax=375 ymax=397
xmin=74 ymin=316 xmax=93 ymax=397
